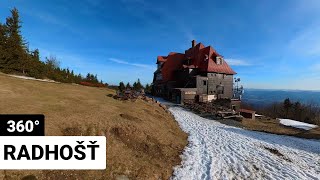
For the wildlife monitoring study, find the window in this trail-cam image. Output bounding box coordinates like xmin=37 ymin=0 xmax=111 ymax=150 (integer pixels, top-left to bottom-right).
xmin=217 ymin=85 xmax=224 ymax=95
xmin=204 ymin=54 xmax=209 ymax=61
xmin=216 ymin=56 xmax=224 ymax=65
xmin=203 ymin=80 xmax=207 ymax=86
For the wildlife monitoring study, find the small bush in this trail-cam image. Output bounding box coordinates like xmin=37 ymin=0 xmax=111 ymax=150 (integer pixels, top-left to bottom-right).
xmin=79 ymin=81 xmax=106 ymax=88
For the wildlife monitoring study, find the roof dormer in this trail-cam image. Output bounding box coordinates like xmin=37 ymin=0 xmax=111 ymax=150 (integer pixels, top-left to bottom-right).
xmin=216 ymin=56 xmax=224 ymax=65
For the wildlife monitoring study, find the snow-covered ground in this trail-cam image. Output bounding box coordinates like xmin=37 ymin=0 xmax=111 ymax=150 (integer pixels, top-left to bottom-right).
xmin=255 ymin=114 xmax=263 ymax=117
xmin=279 ymin=118 xmax=318 ymax=130
xmin=170 ymin=106 xmax=320 ymax=180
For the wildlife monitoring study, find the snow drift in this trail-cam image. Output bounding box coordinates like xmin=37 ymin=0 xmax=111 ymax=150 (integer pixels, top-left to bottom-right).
xmin=279 ymin=118 xmax=318 ymax=130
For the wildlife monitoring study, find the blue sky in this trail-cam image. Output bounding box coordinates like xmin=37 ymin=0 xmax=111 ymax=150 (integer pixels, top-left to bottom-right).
xmin=0 ymin=0 xmax=320 ymax=90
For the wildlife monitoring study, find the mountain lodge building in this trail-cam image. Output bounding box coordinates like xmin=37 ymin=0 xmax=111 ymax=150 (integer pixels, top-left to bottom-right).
xmin=152 ymin=40 xmax=238 ymax=104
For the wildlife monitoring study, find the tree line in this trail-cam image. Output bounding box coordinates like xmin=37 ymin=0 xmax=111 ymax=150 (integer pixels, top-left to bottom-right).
xmin=256 ymin=98 xmax=320 ymax=125
xmin=118 ymin=79 xmax=152 ymax=93
xmin=0 ymin=8 xmax=104 ymax=86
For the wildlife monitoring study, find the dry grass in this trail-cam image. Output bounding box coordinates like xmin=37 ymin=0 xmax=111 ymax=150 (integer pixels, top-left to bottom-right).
xmin=0 ymin=73 xmax=188 ymax=180
xmin=242 ymin=117 xmax=320 ymax=139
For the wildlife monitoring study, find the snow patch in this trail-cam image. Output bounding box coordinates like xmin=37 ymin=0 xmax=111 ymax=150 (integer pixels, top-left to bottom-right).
xmin=279 ymin=118 xmax=318 ymax=130
xmin=255 ymin=114 xmax=263 ymax=117
xmin=8 ymin=75 xmax=57 ymax=83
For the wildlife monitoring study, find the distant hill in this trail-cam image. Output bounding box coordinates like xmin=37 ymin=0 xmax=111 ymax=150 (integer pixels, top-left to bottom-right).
xmin=242 ymin=89 xmax=320 ymax=108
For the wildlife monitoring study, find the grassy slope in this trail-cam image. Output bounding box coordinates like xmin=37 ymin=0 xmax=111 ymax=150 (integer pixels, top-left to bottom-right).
xmin=0 ymin=73 xmax=187 ymax=180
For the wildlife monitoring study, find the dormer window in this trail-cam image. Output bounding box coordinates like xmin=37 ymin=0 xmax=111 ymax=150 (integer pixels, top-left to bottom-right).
xmin=216 ymin=56 xmax=224 ymax=65
xmin=204 ymin=54 xmax=209 ymax=61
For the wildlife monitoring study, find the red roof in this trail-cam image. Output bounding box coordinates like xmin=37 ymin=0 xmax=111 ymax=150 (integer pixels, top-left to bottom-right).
xmin=156 ymin=41 xmax=236 ymax=82
xmin=161 ymin=53 xmax=185 ymax=82
xmin=207 ymin=46 xmax=236 ymax=74
xmin=157 ymin=56 xmax=167 ymax=64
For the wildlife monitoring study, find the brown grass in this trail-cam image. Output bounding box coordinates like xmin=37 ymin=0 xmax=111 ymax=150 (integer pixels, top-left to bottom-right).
xmin=0 ymin=73 xmax=188 ymax=180
xmin=242 ymin=117 xmax=320 ymax=139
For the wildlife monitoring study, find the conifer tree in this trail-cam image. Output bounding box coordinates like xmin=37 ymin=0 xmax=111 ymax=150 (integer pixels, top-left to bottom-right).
xmin=31 ymin=49 xmax=40 ymax=61
xmin=133 ymin=79 xmax=143 ymax=90
xmin=145 ymin=83 xmax=152 ymax=94
xmin=137 ymin=79 xmax=143 ymax=89
xmin=5 ymin=8 xmax=28 ymax=73
xmin=0 ymin=8 xmax=105 ymax=86
xmin=283 ymin=98 xmax=292 ymax=118
xmin=119 ymin=82 xmax=125 ymax=92
xmin=94 ymin=74 xmax=98 ymax=83
xmin=28 ymin=48 xmax=44 ymax=78
xmin=132 ymin=82 xmax=137 ymax=90
xmin=126 ymin=82 xmax=131 ymax=89
xmin=86 ymin=73 xmax=90 ymax=81
xmin=66 ymin=68 xmax=70 ymax=80
xmin=76 ymin=74 xmax=82 ymax=83
xmin=0 ymin=23 xmax=7 ymax=69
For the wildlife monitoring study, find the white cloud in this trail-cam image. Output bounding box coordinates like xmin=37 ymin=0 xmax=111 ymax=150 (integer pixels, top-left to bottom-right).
xmin=108 ymin=58 xmax=155 ymax=70
xmin=225 ymin=59 xmax=251 ymax=66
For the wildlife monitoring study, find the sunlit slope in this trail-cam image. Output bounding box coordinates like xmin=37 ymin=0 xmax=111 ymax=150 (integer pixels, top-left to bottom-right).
xmin=0 ymin=73 xmax=187 ymax=179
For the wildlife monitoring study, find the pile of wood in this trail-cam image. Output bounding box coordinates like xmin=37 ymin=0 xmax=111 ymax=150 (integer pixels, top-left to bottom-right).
xmin=113 ymin=90 xmax=145 ymax=101
xmin=184 ymin=102 xmax=216 ymax=114
xmin=112 ymin=94 xmax=171 ymax=116
xmin=184 ymin=101 xmax=243 ymax=121
xmin=184 ymin=101 xmax=231 ymax=115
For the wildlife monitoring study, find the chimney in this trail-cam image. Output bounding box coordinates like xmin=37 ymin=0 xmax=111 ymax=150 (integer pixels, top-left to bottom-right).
xmin=192 ymin=40 xmax=196 ymax=48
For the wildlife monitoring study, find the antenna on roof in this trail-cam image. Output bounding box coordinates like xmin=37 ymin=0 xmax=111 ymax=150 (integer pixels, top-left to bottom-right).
xmin=233 ymin=77 xmax=243 ymax=100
